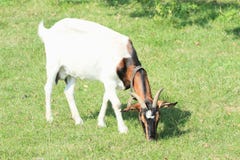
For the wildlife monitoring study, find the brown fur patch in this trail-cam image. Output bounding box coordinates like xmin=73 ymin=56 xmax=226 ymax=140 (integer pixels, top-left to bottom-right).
xmin=122 ymin=103 xmax=142 ymax=112
xmin=116 ymin=58 xmax=134 ymax=89
xmin=132 ymin=71 xmax=152 ymax=101
xmin=116 ymin=39 xmax=152 ymax=101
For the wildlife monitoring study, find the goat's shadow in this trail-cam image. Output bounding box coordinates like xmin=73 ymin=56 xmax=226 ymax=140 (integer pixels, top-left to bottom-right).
xmin=122 ymin=104 xmax=191 ymax=139
xmin=94 ymin=102 xmax=191 ymax=139
xmin=225 ymin=27 xmax=240 ymax=39
xmin=158 ymin=107 xmax=191 ymax=139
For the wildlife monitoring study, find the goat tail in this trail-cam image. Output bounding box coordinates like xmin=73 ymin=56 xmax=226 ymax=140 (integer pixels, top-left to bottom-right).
xmin=38 ymin=20 xmax=48 ymax=42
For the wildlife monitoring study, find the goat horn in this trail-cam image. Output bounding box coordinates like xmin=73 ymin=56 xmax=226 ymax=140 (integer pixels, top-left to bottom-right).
xmin=130 ymin=92 xmax=147 ymax=109
xmin=153 ymin=88 xmax=164 ymax=108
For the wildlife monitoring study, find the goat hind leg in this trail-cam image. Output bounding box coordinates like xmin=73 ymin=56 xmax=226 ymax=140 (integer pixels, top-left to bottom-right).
xmin=97 ymin=93 xmax=108 ymax=127
xmin=64 ymin=77 xmax=83 ymax=125
xmin=44 ymin=74 xmax=56 ymax=122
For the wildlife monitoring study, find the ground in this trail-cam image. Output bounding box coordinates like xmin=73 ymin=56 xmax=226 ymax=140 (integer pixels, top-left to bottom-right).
xmin=0 ymin=0 xmax=240 ymax=159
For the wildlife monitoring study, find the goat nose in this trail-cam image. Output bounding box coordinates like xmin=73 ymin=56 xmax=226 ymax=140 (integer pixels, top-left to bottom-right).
xmin=150 ymin=134 xmax=158 ymax=140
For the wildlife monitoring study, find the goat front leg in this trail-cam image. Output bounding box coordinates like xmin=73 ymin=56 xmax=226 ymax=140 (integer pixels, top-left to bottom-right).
xmin=111 ymin=92 xmax=128 ymax=133
xmin=102 ymin=83 xmax=128 ymax=133
xmin=64 ymin=77 xmax=83 ymax=125
xmin=98 ymin=92 xmax=108 ymax=128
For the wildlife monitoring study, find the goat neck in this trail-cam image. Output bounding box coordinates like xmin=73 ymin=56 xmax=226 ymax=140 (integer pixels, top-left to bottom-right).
xmin=131 ymin=67 xmax=153 ymax=105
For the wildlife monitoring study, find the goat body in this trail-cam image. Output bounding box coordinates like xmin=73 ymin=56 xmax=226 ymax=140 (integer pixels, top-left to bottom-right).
xmin=39 ymin=18 xmax=130 ymax=85
xmin=38 ymin=18 xmax=177 ymax=138
xmin=38 ymin=18 xmax=138 ymax=133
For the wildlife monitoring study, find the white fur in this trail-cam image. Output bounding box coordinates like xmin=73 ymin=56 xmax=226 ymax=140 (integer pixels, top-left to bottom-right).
xmin=146 ymin=110 xmax=155 ymax=119
xmin=38 ymin=18 xmax=131 ymax=133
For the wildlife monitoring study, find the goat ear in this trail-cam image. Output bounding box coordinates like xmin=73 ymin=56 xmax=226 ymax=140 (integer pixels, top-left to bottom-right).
xmin=157 ymin=100 xmax=177 ymax=109
xmin=122 ymin=103 xmax=142 ymax=112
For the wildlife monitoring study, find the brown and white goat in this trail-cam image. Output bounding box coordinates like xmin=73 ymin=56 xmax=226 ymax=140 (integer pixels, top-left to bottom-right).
xmin=38 ymin=18 xmax=177 ymax=140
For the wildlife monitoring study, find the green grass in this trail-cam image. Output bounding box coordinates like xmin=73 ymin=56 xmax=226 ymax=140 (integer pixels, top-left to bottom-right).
xmin=1 ymin=0 xmax=240 ymax=159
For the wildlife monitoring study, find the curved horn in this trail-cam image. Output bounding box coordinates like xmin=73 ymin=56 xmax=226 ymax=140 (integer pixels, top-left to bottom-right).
xmin=153 ymin=88 xmax=164 ymax=108
xmin=130 ymin=92 xmax=147 ymax=109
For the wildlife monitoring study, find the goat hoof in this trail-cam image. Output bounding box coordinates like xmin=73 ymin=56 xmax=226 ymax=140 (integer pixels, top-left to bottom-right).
xmin=97 ymin=121 xmax=106 ymax=128
xmin=75 ymin=118 xmax=83 ymax=125
xmin=46 ymin=116 xmax=53 ymax=123
xmin=119 ymin=125 xmax=128 ymax=134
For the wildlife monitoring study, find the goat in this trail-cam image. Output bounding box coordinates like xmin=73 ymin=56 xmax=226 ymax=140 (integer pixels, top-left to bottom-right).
xmin=38 ymin=18 xmax=177 ymax=140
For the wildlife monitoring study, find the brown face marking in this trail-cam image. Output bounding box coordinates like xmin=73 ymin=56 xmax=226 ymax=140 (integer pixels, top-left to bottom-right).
xmin=139 ymin=112 xmax=149 ymax=139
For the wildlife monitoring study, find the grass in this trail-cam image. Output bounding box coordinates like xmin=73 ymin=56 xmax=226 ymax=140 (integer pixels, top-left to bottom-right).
xmin=1 ymin=0 xmax=240 ymax=159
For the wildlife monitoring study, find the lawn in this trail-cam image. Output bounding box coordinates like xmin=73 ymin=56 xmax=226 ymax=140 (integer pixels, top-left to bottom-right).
xmin=1 ymin=0 xmax=240 ymax=159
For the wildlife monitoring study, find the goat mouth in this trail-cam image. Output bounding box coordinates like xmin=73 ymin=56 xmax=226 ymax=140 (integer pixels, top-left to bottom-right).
xmin=145 ymin=133 xmax=157 ymax=141
xmin=147 ymin=136 xmax=156 ymax=141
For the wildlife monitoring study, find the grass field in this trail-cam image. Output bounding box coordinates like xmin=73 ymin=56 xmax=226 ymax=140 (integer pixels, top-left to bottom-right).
xmin=1 ymin=0 xmax=240 ymax=159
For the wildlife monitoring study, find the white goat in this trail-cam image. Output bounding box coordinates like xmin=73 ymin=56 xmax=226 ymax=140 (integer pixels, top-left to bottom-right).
xmin=38 ymin=18 xmax=131 ymax=133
